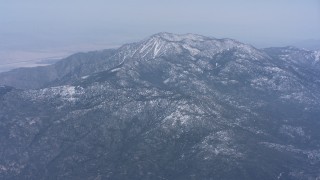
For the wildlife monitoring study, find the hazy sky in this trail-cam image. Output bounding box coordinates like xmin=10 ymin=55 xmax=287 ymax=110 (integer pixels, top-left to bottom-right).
xmin=0 ymin=0 xmax=320 ymax=68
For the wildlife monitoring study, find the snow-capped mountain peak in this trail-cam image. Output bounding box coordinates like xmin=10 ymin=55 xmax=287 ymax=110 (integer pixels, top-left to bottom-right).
xmin=152 ymin=32 xmax=207 ymax=42
xmin=122 ymin=32 xmax=266 ymax=60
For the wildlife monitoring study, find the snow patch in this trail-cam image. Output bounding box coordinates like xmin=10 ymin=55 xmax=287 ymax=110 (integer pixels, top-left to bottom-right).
xmin=198 ymin=130 xmax=243 ymax=160
xmin=314 ymin=51 xmax=320 ymax=62
xmin=26 ymin=85 xmax=84 ymax=103
xmin=280 ymin=125 xmax=306 ymax=138
xmin=182 ymin=44 xmax=200 ymax=55
xmin=261 ymin=142 xmax=320 ymax=162
xmin=110 ymin=68 xmax=121 ymax=73
xmin=164 ymin=102 xmax=204 ymax=126
xmin=81 ymin=75 xmax=89 ymax=79
xmin=155 ymin=32 xmax=206 ymax=42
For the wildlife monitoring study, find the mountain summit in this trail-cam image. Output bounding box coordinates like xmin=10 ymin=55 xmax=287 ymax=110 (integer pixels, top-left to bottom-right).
xmin=124 ymin=32 xmax=265 ymax=60
xmin=151 ymin=32 xmax=207 ymax=41
xmin=1 ymin=33 xmax=320 ymax=180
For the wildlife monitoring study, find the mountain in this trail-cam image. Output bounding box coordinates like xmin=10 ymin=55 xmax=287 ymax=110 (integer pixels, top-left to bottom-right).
xmin=292 ymin=39 xmax=320 ymax=51
xmin=1 ymin=32 xmax=320 ymax=180
xmin=0 ymin=49 xmax=117 ymax=89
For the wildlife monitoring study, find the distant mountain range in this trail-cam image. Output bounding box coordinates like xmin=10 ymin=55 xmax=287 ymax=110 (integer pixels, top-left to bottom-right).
xmin=1 ymin=33 xmax=320 ymax=180
xmin=292 ymin=39 xmax=320 ymax=51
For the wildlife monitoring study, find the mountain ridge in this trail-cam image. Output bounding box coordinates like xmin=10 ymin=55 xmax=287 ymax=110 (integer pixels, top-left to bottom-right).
xmin=0 ymin=33 xmax=291 ymax=89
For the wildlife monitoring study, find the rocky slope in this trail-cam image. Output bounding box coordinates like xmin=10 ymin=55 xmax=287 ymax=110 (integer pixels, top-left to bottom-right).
xmin=1 ymin=33 xmax=320 ymax=180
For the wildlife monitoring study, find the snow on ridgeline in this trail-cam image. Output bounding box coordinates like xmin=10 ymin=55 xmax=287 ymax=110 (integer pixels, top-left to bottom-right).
xmin=261 ymin=142 xmax=320 ymax=162
xmin=197 ymin=130 xmax=243 ymax=160
xmin=152 ymin=32 xmax=207 ymax=42
xmin=24 ymin=85 xmax=84 ymax=102
xmin=127 ymin=32 xmax=266 ymax=60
